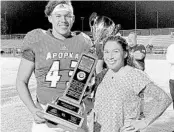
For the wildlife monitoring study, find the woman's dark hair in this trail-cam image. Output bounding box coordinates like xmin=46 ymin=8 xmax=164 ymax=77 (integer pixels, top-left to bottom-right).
xmin=44 ymin=0 xmax=72 ymax=17
xmin=103 ymin=35 xmax=129 ymax=65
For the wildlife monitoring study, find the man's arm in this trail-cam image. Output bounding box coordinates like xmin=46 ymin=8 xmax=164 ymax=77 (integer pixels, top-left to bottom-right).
xmin=16 ymin=58 xmax=45 ymax=123
xmin=133 ymin=45 xmax=146 ymax=60
xmin=16 ymin=58 xmax=36 ymax=112
xmin=166 ymin=45 xmax=174 ymax=64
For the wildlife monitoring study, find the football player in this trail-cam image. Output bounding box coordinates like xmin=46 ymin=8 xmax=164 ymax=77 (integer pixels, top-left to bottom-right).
xmin=16 ymin=0 xmax=93 ymax=132
xmin=127 ymin=32 xmax=146 ymax=71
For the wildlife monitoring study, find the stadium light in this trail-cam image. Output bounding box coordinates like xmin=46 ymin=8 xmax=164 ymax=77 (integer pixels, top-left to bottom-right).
xmin=156 ymin=11 xmax=159 ymax=28
xmin=81 ymin=17 xmax=84 ymax=31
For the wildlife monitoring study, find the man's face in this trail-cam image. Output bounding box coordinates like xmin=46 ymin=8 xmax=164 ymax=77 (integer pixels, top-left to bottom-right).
xmin=127 ymin=33 xmax=137 ymax=47
xmin=48 ymin=10 xmax=75 ymax=36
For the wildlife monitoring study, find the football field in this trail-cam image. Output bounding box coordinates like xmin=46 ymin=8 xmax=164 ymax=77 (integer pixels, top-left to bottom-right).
xmin=1 ymin=57 xmax=174 ymax=132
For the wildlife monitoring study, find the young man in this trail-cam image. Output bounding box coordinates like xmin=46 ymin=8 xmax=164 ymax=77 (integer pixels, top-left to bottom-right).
xmin=16 ymin=1 xmax=93 ymax=132
xmin=166 ymin=43 xmax=174 ymax=109
xmin=127 ymin=32 xmax=146 ymax=71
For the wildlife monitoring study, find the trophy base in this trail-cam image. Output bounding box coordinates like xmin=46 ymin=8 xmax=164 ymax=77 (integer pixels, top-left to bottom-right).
xmin=44 ymin=104 xmax=84 ymax=130
xmin=55 ymin=97 xmax=82 ymax=114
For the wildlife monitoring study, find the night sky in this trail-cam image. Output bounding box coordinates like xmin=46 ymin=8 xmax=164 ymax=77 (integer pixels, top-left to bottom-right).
xmin=1 ymin=1 xmax=174 ymax=34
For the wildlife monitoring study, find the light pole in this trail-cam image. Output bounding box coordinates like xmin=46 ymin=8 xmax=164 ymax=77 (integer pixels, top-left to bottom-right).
xmin=4 ymin=11 xmax=8 ymax=34
xmin=134 ymin=0 xmax=137 ymax=33
xmin=4 ymin=11 xmax=7 ymax=23
xmin=81 ymin=17 xmax=84 ymax=31
xmin=156 ymin=11 xmax=159 ymax=28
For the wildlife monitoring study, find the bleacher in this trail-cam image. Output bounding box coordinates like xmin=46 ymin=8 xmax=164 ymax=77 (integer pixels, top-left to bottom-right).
xmin=1 ymin=28 xmax=174 ymax=56
xmin=137 ymin=36 xmax=153 ymax=46
xmin=148 ymin=35 xmax=174 ymax=47
xmin=1 ymin=39 xmax=23 ymax=56
xmin=137 ymin=35 xmax=174 ymax=54
xmin=1 ymin=39 xmax=23 ymax=48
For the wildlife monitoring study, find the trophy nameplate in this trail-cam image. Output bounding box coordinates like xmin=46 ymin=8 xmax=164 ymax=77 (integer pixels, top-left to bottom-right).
xmin=44 ymin=53 xmax=97 ymax=130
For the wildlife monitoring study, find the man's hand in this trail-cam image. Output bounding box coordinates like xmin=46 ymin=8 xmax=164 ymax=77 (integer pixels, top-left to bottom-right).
xmin=32 ymin=108 xmax=46 ymax=124
xmin=54 ymin=124 xmax=86 ymax=132
xmin=121 ymin=120 xmax=148 ymax=132
xmin=133 ymin=51 xmax=145 ymax=60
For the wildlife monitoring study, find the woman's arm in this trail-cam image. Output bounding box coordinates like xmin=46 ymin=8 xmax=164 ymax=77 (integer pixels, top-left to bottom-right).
xmin=121 ymin=82 xmax=172 ymax=132
xmin=143 ymin=82 xmax=172 ymax=126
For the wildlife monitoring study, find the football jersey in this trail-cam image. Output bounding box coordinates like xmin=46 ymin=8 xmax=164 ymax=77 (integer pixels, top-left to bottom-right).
xmin=22 ymin=29 xmax=92 ymax=104
xmin=127 ymin=44 xmax=146 ymax=71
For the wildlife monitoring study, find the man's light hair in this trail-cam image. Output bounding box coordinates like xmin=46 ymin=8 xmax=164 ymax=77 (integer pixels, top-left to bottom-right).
xmin=45 ymin=0 xmax=74 ymax=17
xmin=128 ymin=32 xmax=137 ymax=38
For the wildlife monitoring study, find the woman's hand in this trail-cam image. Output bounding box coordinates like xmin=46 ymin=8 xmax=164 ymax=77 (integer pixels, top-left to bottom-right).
xmin=121 ymin=120 xmax=148 ymax=132
xmin=88 ymin=76 xmax=95 ymax=87
xmin=83 ymin=76 xmax=95 ymax=99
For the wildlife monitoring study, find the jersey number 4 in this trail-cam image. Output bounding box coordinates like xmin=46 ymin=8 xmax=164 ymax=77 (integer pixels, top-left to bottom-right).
xmin=45 ymin=60 xmax=77 ymax=87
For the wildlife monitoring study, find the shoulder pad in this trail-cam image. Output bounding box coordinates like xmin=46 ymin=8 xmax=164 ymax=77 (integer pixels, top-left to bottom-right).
xmin=71 ymin=31 xmax=81 ymax=36
xmin=81 ymin=32 xmax=91 ymax=40
xmin=81 ymin=32 xmax=93 ymax=46
xmin=24 ymin=28 xmax=45 ymax=44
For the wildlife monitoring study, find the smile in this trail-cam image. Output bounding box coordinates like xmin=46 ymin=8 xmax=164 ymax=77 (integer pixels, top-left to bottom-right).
xmin=60 ymin=25 xmax=68 ymax=28
xmin=107 ymin=60 xmax=116 ymax=65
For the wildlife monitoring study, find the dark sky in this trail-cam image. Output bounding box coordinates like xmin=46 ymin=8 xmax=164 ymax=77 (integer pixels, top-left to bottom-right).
xmin=1 ymin=1 xmax=174 ymax=34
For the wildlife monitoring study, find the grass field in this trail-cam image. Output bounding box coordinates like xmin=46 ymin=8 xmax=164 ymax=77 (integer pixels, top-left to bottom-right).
xmin=1 ymin=56 xmax=174 ymax=132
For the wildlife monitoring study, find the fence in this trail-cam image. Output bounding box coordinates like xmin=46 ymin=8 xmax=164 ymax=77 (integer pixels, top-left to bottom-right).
xmin=1 ymin=48 xmax=22 ymax=57
xmin=120 ymin=28 xmax=174 ymax=36
xmin=1 ymin=28 xmax=173 ymax=57
xmin=1 ymin=28 xmax=174 ymax=40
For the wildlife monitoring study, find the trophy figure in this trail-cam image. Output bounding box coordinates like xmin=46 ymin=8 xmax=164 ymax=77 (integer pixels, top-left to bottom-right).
xmin=43 ymin=12 xmax=116 ymax=131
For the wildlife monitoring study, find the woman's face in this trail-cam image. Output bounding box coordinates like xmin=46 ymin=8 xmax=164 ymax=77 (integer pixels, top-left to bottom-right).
xmin=103 ymin=40 xmax=127 ymax=72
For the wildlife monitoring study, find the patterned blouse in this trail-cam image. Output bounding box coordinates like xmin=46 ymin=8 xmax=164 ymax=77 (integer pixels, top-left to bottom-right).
xmin=93 ymin=65 xmax=171 ymax=132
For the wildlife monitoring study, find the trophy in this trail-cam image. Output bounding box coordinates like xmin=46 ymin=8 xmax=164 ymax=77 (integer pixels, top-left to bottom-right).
xmin=43 ymin=12 xmax=116 ymax=131
xmin=89 ymin=12 xmax=116 ymax=45
xmin=43 ymin=53 xmax=97 ymax=131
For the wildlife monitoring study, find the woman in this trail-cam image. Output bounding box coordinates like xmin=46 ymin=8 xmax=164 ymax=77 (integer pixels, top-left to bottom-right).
xmin=92 ymin=36 xmax=172 ymax=132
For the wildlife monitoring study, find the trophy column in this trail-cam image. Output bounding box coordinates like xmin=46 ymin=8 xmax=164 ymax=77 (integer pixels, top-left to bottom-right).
xmin=43 ymin=53 xmax=98 ymax=131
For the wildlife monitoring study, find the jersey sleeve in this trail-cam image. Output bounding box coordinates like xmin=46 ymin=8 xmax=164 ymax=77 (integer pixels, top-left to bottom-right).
xmin=81 ymin=32 xmax=93 ymax=52
xmin=21 ymin=29 xmax=42 ymax=62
